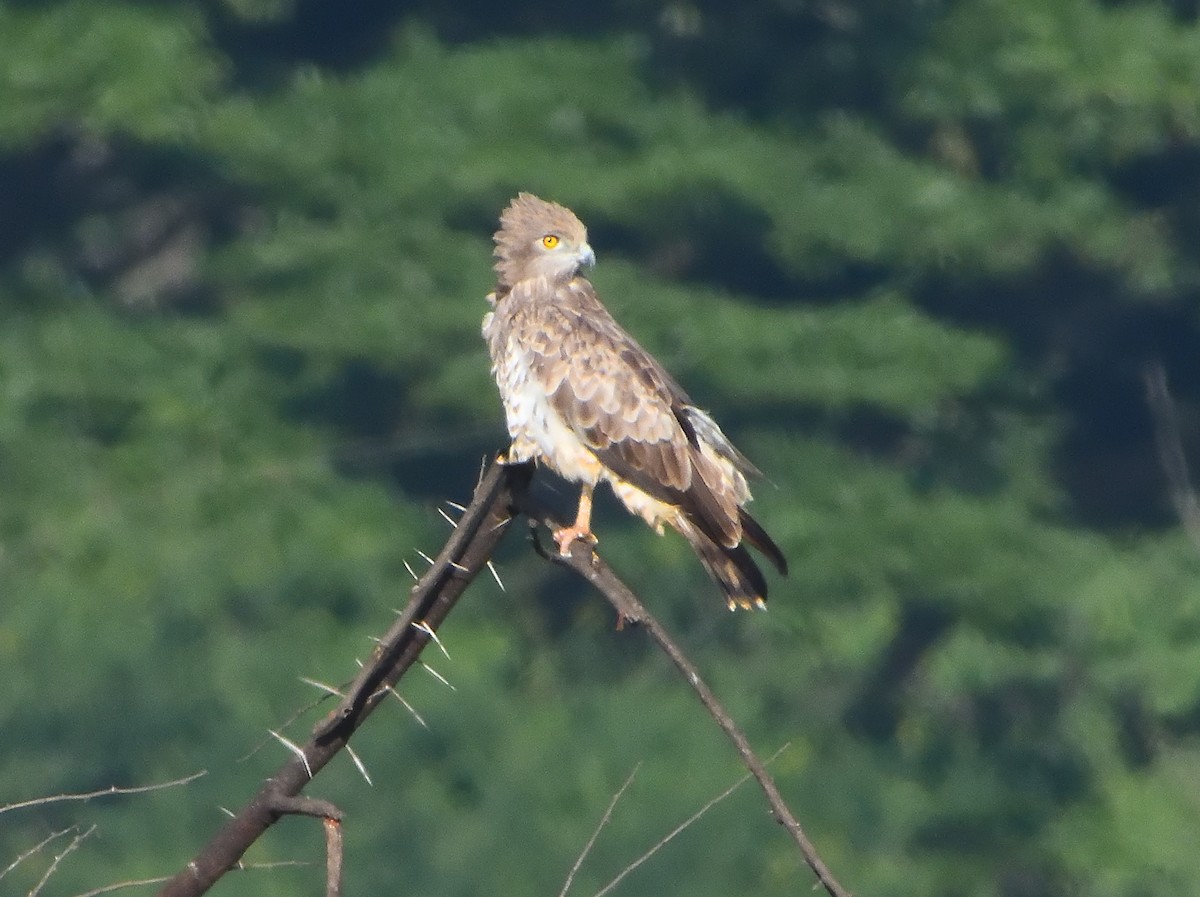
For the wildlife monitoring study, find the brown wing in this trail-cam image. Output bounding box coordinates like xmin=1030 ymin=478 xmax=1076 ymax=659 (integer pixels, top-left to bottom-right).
xmin=508 ymin=277 xmax=744 ymax=548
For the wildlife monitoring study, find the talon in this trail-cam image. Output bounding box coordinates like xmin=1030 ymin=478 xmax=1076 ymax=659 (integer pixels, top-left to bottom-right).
xmin=552 ymin=525 xmax=597 ymax=556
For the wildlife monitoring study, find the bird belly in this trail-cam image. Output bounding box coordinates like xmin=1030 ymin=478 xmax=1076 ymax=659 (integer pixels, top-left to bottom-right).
xmin=607 ymin=477 xmax=680 ymax=535
xmin=494 ymin=349 xmax=602 ymax=486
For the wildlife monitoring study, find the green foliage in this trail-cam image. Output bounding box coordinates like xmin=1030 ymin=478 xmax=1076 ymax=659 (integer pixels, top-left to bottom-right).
xmin=3 ymin=2 xmax=1200 ymax=896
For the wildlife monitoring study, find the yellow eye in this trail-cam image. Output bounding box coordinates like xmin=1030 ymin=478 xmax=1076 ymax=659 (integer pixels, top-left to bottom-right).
xmin=541 ymin=234 xmax=560 ymax=249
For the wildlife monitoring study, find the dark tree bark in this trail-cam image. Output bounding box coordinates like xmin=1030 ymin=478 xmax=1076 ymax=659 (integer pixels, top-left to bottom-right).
xmin=156 ymin=459 xmax=530 ymax=897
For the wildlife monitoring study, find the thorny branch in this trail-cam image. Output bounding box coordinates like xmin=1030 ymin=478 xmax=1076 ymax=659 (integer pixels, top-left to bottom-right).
xmin=149 ymin=456 xmax=848 ymax=897
xmin=155 ymin=458 xmax=530 ymax=897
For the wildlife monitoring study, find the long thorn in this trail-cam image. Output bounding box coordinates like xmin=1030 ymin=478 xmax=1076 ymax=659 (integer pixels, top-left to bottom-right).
xmin=268 ymin=730 xmax=312 ymax=780
xmin=486 ymin=559 xmax=506 ymax=592
xmin=403 ymin=559 xmax=419 ymax=582
xmin=345 ymin=745 xmax=373 ymax=786
xmin=416 ymin=549 xmax=435 ymax=566
xmin=437 ymin=506 xmax=459 ymax=528
xmin=388 ymin=689 xmax=428 ymax=729
xmin=421 ymin=662 xmax=456 ymax=691
xmin=412 ymin=620 xmax=451 ymax=660
xmin=299 ymin=677 xmax=345 ymax=698
xmin=561 ymin=765 xmax=641 ymax=897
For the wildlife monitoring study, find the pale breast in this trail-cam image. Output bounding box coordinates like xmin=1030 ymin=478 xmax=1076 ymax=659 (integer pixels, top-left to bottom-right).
xmin=485 ymin=311 xmax=603 ymax=486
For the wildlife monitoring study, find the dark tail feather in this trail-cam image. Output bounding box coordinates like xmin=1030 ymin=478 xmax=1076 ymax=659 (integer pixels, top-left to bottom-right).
xmin=678 ymin=520 xmax=770 ymax=610
xmin=739 ymin=509 xmax=788 ymax=576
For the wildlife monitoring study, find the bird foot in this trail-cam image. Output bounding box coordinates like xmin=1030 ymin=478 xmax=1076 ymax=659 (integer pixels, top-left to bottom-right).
xmin=553 ymin=525 xmax=597 ymax=557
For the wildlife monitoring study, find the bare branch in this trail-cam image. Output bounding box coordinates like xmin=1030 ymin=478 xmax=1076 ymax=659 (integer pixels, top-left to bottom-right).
xmin=151 ymin=457 xmax=848 ymax=897
xmin=266 ymin=795 xmax=343 ymax=821
xmin=1 ymin=827 xmax=75 ymax=883
xmin=323 ymin=817 xmax=344 ymax=897
xmin=70 ymin=875 xmax=172 ymax=897
xmin=262 ymin=772 xmax=344 ymax=897
xmin=1 ymin=772 xmax=206 ymax=816
xmin=70 ymin=863 xmax=313 ymax=897
xmin=560 ymin=764 xmax=641 ymax=897
xmin=29 ymin=825 xmax=96 ymax=897
xmin=593 ymin=745 xmax=789 ymax=897
xmin=519 ymin=496 xmax=852 ymax=897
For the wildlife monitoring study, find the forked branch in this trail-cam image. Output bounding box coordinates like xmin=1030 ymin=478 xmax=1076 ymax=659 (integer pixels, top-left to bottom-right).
xmin=153 ymin=457 xmax=849 ymax=897
xmin=518 ymin=495 xmax=852 ymax=897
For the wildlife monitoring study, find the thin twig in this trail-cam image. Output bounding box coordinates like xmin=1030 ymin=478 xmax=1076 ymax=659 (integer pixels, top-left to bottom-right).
xmin=29 ymin=825 xmax=96 ymax=897
xmin=69 ymin=863 xmax=313 ymax=897
xmin=69 ymin=875 xmax=172 ymax=897
xmin=559 ymin=764 xmax=641 ymax=897
xmin=593 ymin=745 xmax=789 ymax=897
xmin=239 ymin=687 xmax=339 ymax=763
xmin=1 ymin=772 xmax=207 ymax=816
xmin=0 ymin=827 xmax=74 ymax=882
xmin=1145 ymin=362 xmax=1200 ymax=551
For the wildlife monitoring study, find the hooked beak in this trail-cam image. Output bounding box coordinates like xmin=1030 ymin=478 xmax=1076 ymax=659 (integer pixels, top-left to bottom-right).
xmin=577 ymin=242 xmax=596 ymax=268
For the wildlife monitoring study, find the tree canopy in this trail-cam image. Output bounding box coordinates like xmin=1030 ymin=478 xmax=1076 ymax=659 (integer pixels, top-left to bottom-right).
xmin=2 ymin=2 xmax=1199 ymax=896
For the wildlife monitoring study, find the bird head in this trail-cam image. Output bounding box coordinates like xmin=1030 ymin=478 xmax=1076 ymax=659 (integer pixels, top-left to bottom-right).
xmin=494 ymin=193 xmax=594 ymax=287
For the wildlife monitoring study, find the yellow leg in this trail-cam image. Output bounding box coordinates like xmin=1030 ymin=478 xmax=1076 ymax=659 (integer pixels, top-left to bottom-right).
xmin=553 ymin=485 xmax=597 ymax=556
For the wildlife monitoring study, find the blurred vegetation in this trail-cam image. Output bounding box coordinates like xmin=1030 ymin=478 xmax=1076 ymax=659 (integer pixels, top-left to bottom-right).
xmin=2 ymin=1 xmax=1200 ymax=896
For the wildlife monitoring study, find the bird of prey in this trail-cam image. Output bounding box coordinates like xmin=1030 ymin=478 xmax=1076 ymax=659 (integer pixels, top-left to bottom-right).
xmin=482 ymin=193 xmax=787 ymax=609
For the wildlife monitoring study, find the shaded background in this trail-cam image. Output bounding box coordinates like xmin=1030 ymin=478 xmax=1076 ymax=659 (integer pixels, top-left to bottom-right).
xmin=3 ymin=1 xmax=1200 ymax=895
